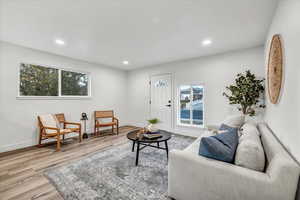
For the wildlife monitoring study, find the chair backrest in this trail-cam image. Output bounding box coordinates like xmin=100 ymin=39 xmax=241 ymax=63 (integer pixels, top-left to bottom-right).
xmin=55 ymin=113 xmax=66 ymax=123
xmin=95 ymin=110 xmax=114 ymax=119
xmin=38 ymin=114 xmax=59 ymax=134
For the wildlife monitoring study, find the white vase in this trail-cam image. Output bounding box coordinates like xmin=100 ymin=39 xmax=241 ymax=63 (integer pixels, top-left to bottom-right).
xmin=146 ymin=123 xmax=159 ymax=133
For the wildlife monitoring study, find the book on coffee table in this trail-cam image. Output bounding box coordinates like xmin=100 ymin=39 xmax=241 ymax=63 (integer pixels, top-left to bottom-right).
xmin=143 ymin=133 xmax=162 ymax=139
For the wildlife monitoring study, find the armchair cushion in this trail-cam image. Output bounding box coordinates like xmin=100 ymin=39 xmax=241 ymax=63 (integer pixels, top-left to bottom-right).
xmin=199 ymin=124 xmax=238 ymax=163
xmin=95 ymin=120 xmax=117 ymax=127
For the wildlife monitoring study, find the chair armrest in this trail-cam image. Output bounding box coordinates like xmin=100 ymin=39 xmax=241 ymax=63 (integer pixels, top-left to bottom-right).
xmin=43 ymin=126 xmax=60 ymax=131
xmin=168 ymin=150 xmax=277 ymax=200
xmin=42 ymin=126 xmax=60 ymax=135
xmin=64 ymin=121 xmax=81 ymax=126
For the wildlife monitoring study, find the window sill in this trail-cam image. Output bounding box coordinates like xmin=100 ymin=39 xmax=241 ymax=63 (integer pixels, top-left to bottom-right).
xmin=16 ymin=96 xmax=92 ymax=100
xmin=177 ymin=123 xmax=205 ymax=129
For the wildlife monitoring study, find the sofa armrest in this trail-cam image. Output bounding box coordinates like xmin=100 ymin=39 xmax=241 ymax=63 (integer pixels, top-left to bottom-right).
xmin=168 ymin=150 xmax=283 ymax=200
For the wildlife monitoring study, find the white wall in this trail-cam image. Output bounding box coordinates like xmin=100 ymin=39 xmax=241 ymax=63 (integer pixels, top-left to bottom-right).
xmin=127 ymin=47 xmax=265 ymax=137
xmin=264 ymin=0 xmax=300 ymax=162
xmin=0 ymin=41 xmax=128 ymax=152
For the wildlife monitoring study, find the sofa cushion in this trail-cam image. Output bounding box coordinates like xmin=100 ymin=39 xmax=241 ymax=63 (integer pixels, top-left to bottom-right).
xmin=199 ymin=124 xmax=238 ymax=163
xmin=240 ymin=122 xmax=260 ymax=137
xmin=222 ymin=114 xmax=245 ymax=128
xmin=235 ymin=123 xmax=265 ymax=171
xmin=184 ymin=130 xmax=213 ymax=154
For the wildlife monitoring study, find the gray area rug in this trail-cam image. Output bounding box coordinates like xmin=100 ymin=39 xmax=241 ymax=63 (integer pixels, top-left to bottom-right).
xmin=45 ymin=134 xmax=195 ymax=200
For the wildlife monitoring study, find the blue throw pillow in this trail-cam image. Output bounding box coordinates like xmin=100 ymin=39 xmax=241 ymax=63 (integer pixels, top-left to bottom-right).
xmin=199 ymin=124 xmax=238 ymax=163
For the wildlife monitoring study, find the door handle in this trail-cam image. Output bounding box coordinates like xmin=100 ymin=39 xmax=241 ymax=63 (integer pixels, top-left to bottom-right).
xmin=165 ymin=104 xmax=171 ymax=107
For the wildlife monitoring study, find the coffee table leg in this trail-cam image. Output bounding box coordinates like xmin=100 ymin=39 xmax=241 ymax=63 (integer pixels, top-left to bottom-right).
xmin=157 ymin=142 xmax=160 ymax=147
xmin=132 ymin=141 xmax=135 ymax=152
xmin=135 ymin=142 xmax=140 ymax=166
xmin=165 ymin=141 xmax=169 ymax=160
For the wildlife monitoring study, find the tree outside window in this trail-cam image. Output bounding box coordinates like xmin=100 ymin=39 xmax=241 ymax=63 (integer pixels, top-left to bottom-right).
xmin=19 ymin=63 xmax=90 ymax=97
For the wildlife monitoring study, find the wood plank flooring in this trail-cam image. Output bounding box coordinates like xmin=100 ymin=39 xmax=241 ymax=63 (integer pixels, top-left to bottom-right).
xmin=0 ymin=126 xmax=138 ymax=200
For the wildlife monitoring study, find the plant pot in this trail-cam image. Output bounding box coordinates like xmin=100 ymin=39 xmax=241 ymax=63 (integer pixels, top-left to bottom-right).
xmin=146 ymin=123 xmax=159 ymax=133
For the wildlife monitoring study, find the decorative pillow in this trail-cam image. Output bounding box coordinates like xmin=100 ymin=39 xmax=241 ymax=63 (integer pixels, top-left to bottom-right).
xmin=240 ymin=122 xmax=260 ymax=137
xmin=234 ymin=123 xmax=265 ymax=171
xmin=199 ymin=124 xmax=239 ymax=163
xmin=222 ymin=114 xmax=245 ymax=128
xmin=210 ymin=129 xmax=228 ymax=135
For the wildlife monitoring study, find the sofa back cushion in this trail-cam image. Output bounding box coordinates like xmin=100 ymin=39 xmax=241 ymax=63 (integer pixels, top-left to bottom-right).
xmin=234 ymin=123 xmax=265 ymax=171
xmin=199 ymin=124 xmax=238 ymax=163
xmin=257 ymin=123 xmax=300 ymax=175
xmin=222 ymin=114 xmax=245 ymax=128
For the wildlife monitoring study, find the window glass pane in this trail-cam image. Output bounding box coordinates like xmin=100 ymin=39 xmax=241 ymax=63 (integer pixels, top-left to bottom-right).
xmin=192 ymin=86 xmax=204 ymax=125
xmin=180 ymin=85 xmax=191 ymax=124
xmin=19 ymin=63 xmax=59 ymax=96
xmin=61 ymin=70 xmax=89 ymax=96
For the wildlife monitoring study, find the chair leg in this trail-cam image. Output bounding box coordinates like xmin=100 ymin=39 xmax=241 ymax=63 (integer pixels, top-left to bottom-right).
xmin=79 ymin=130 xmax=82 ymax=143
xmin=62 ymin=134 xmax=65 ymax=141
xmin=56 ymin=135 xmax=61 ymax=151
xmin=38 ymin=133 xmax=42 ymax=147
xmin=94 ymin=125 xmax=96 ymax=136
xmin=112 ymin=125 xmax=114 ymax=134
xmin=117 ymin=124 xmax=119 ymax=135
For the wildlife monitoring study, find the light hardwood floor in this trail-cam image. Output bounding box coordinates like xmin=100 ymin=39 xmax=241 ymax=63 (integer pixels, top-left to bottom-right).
xmin=0 ymin=126 xmax=138 ymax=200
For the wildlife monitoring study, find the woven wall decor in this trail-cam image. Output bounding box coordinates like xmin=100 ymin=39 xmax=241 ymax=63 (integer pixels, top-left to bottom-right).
xmin=267 ymin=34 xmax=283 ymax=104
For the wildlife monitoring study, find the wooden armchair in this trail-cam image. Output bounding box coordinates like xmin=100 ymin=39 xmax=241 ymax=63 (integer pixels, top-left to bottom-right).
xmin=94 ymin=110 xmax=119 ymax=135
xmin=38 ymin=113 xmax=81 ymax=151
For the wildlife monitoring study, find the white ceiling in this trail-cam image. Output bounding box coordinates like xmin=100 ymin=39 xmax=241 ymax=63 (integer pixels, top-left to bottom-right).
xmin=0 ymin=0 xmax=278 ymax=70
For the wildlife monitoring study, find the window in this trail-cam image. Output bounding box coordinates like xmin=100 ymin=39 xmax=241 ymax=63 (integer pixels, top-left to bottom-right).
xmin=19 ymin=63 xmax=90 ymax=98
xmin=61 ymin=70 xmax=89 ymax=96
xmin=178 ymin=85 xmax=204 ymax=127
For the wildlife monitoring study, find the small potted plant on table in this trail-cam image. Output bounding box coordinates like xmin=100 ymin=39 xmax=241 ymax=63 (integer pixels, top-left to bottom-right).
xmin=146 ymin=118 xmax=160 ymax=133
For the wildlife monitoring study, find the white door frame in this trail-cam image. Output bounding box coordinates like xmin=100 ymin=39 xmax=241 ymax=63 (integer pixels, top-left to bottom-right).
xmin=149 ymin=73 xmax=174 ymax=130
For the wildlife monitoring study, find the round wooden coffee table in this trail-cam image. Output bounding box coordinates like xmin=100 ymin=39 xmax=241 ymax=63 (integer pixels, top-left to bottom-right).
xmin=127 ymin=130 xmax=172 ymax=166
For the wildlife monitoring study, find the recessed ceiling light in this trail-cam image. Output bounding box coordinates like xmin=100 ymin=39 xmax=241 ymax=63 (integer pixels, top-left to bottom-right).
xmin=55 ymin=39 xmax=65 ymax=45
xmin=202 ymin=39 xmax=212 ymax=46
xmin=122 ymin=60 xmax=129 ymax=65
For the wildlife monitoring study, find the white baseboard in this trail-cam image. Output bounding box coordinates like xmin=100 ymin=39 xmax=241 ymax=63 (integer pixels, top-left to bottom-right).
xmin=0 ymin=139 xmax=34 ymax=153
xmin=0 ymin=124 xmax=132 ymax=153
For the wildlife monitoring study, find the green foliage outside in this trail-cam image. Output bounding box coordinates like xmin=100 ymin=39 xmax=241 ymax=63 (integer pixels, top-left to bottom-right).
xmin=61 ymin=70 xmax=88 ymax=96
xmin=20 ymin=64 xmax=59 ymax=96
xmin=20 ymin=64 xmax=88 ymax=96
xmin=223 ymin=70 xmax=265 ymax=116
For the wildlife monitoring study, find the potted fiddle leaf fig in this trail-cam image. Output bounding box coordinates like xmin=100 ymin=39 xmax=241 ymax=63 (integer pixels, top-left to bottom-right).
xmin=146 ymin=118 xmax=160 ymax=133
xmin=223 ymin=70 xmax=265 ymax=116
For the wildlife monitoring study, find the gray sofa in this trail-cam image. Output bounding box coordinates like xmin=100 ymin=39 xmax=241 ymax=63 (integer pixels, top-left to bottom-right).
xmin=168 ymin=123 xmax=300 ymax=200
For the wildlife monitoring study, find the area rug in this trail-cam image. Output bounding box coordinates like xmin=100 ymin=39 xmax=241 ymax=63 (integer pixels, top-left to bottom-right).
xmin=44 ymin=134 xmax=195 ymax=200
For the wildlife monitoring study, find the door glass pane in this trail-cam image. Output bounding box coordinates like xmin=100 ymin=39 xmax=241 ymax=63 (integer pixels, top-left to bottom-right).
xmin=19 ymin=63 xmax=59 ymax=96
xmin=192 ymin=85 xmax=204 ymax=125
xmin=61 ymin=70 xmax=89 ymax=96
xmin=180 ymin=85 xmax=191 ymax=124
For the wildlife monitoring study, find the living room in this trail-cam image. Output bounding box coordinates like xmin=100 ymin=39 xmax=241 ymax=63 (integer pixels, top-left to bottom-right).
xmin=0 ymin=0 xmax=299 ymax=199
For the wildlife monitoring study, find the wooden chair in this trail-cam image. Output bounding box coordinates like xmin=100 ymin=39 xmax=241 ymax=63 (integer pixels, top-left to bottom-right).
xmin=94 ymin=110 xmax=119 ymax=135
xmin=38 ymin=113 xmax=82 ymax=151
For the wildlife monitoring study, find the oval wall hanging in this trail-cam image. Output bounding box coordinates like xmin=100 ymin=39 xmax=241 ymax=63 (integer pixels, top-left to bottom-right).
xmin=267 ymin=34 xmax=283 ymax=104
